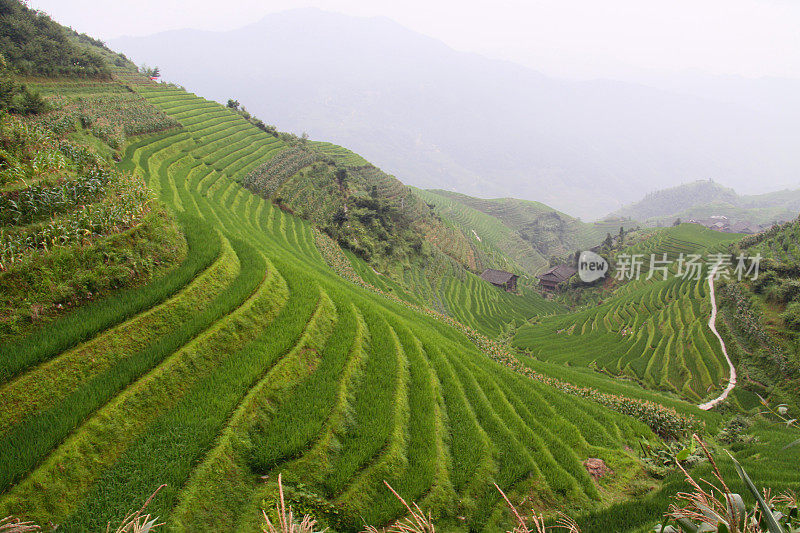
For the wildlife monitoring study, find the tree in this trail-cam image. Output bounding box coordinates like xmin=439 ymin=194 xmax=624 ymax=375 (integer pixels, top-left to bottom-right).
xmin=781 ymin=302 xmax=800 ymax=331
xmin=17 ymin=86 xmax=46 ymax=114
xmin=604 ymin=232 xmax=613 ymax=248
xmin=139 ymin=64 xmax=160 ymax=78
xmin=673 ymin=218 xmax=681 ymax=226
xmin=332 ymin=208 xmax=348 ymax=226
xmin=226 ymin=99 xmax=239 ymax=110
xmin=335 ymin=167 xmax=347 ymax=187
xmin=0 ymin=73 xmax=47 ymax=115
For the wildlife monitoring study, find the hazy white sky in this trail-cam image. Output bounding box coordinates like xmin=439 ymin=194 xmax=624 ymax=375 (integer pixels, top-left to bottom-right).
xmin=29 ymin=0 xmax=800 ymax=80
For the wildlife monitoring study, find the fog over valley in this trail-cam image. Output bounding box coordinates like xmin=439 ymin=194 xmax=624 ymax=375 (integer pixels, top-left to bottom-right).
xmin=109 ymin=8 xmax=800 ymax=219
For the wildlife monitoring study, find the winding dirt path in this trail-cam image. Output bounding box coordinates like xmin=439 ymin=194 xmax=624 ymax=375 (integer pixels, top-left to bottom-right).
xmin=698 ymin=264 xmax=737 ymax=410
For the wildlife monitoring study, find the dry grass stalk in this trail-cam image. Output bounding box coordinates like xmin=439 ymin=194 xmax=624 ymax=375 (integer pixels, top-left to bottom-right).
xmin=106 ymin=484 xmax=166 ymax=533
xmin=667 ymin=434 xmax=755 ymax=532
xmin=665 ymin=434 xmax=800 ymax=533
xmin=262 ymin=474 xmax=324 ymax=533
xmin=361 ymin=481 xmax=436 ymax=533
xmin=494 ymin=483 xmax=580 ymax=533
xmin=0 ymin=516 xmax=40 ymax=533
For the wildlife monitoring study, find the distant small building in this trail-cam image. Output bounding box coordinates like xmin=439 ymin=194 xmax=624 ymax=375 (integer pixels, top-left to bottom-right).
xmin=688 ymin=216 xmax=730 ymax=232
xmin=728 ymin=222 xmax=761 ymax=234
xmin=537 ymin=264 xmax=577 ymax=291
xmin=480 ymin=269 xmax=519 ymax=292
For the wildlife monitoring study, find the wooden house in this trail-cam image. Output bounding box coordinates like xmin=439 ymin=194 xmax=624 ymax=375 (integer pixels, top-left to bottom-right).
xmin=537 ymin=264 xmax=577 ymax=291
xmin=480 ymin=269 xmax=519 ymax=292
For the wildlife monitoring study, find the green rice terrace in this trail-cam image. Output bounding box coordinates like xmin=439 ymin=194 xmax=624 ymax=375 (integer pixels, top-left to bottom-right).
xmin=0 ymin=76 xmax=662 ymax=531
xmin=513 ymin=225 xmax=747 ymax=405
xmin=1 ymin=10 xmax=799 ymax=532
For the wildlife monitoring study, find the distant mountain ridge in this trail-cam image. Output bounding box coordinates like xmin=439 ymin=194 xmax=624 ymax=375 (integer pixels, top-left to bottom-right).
xmin=612 ymin=179 xmax=800 ymax=226
xmin=111 ymin=8 xmax=800 ymax=219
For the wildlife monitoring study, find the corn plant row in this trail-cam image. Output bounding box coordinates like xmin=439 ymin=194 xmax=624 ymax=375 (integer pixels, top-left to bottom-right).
xmin=0 ymin=115 xmax=73 ymax=187
xmin=30 ymin=92 xmax=180 ymax=148
xmin=0 ymin=167 xmax=116 ymax=226
xmin=0 ymin=172 xmax=150 ymax=269
xmin=240 ymin=147 xmax=321 ymax=198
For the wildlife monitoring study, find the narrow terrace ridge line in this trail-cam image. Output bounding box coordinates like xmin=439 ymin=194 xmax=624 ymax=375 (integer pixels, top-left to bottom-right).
xmin=698 ymin=264 xmax=737 ymax=410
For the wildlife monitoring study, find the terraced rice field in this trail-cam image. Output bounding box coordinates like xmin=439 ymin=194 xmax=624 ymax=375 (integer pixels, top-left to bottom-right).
xmin=311 ymin=141 xmax=370 ymax=167
xmin=240 ymin=131 xmax=560 ymax=338
xmin=0 ymin=83 xmax=657 ymax=531
xmin=747 ymin=217 xmax=800 ymax=262
xmin=416 ymin=188 xmax=548 ymax=276
xmin=514 ymin=225 xmax=743 ymax=403
xmin=347 ymin=247 xmax=562 ymax=337
xmin=425 ymin=190 xmax=606 ymax=255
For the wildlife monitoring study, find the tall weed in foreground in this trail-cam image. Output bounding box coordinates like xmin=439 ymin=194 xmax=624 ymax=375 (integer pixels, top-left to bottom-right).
xmin=262 ymin=474 xmax=324 ymax=533
xmin=0 ymin=516 xmax=39 ymax=532
xmin=361 ymin=481 xmax=436 ymax=533
xmin=655 ymin=435 xmax=799 ymax=533
xmin=1 ymin=485 xmax=165 ymax=533
xmin=494 ymin=483 xmax=580 ymax=533
xmin=105 ymin=485 xmax=165 ymax=533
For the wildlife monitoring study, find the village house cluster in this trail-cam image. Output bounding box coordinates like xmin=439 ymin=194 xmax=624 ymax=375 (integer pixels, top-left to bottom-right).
xmin=687 ymin=215 xmax=765 ymax=234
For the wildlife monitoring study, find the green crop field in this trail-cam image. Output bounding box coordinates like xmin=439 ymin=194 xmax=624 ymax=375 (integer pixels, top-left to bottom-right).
xmin=514 ymin=225 xmax=744 ymax=403
xmin=310 ymin=141 xmax=371 ymax=167
xmin=346 ymin=246 xmax=563 ymax=337
xmin=3 ymin=7 xmax=800 ymax=533
xmin=746 ymin=218 xmax=800 ymax=263
xmin=0 ymin=80 xmax=672 ymax=532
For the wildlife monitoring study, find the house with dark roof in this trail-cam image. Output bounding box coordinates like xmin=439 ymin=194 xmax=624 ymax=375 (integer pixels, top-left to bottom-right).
xmin=480 ymin=269 xmax=518 ymax=292
xmin=537 ymin=264 xmax=577 ymax=291
xmin=728 ymin=222 xmax=761 ymax=235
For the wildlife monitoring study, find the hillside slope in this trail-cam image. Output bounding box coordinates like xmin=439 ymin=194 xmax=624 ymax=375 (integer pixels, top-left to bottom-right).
xmin=217 ymin=107 xmax=562 ymax=337
xmin=416 ymin=189 xmax=551 ymax=275
xmin=420 ymin=189 xmax=614 ymax=267
xmin=718 ymin=216 xmax=800 ymax=399
xmin=2 ymin=8 xmax=799 ymax=532
xmin=0 ymin=72 xmax=669 ymax=532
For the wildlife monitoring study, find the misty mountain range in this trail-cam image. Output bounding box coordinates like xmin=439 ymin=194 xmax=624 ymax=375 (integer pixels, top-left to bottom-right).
xmin=111 ymin=8 xmax=800 ymax=219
